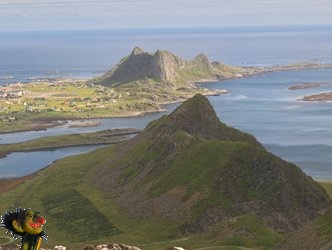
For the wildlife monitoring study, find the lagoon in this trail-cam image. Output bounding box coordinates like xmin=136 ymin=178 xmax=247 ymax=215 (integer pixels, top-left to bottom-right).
xmin=0 ymin=145 xmax=107 ymax=178
xmin=0 ymin=104 xmax=179 ymax=144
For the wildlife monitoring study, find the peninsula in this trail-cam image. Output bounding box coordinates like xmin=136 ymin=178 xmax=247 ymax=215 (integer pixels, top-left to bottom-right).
xmin=1 ymin=47 xmax=332 ymax=133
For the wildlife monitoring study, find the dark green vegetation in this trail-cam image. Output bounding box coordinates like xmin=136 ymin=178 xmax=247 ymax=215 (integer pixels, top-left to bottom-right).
xmin=0 ymin=94 xmax=331 ymax=249
xmin=41 ymin=189 xmax=121 ymax=241
xmin=276 ymin=182 xmax=332 ymax=249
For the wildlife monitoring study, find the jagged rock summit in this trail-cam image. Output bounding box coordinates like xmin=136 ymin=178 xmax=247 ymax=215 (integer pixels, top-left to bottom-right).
xmin=92 ymin=94 xmax=330 ymax=233
xmin=91 ymin=47 xmax=242 ymax=86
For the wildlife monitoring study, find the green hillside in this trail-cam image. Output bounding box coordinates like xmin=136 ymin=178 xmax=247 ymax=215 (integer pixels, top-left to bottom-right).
xmin=1 ymin=94 xmax=331 ymax=250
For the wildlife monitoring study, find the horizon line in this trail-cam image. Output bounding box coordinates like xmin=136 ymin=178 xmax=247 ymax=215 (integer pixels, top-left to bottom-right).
xmin=1 ymin=23 xmax=332 ymax=33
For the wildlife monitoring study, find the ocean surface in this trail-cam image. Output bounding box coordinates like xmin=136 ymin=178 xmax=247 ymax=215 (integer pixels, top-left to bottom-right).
xmin=1 ymin=25 xmax=332 ymax=180
xmin=1 ymin=25 xmax=332 ymax=84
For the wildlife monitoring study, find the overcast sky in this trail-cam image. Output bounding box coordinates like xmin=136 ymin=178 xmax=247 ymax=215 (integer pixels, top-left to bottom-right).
xmin=0 ymin=0 xmax=331 ymax=31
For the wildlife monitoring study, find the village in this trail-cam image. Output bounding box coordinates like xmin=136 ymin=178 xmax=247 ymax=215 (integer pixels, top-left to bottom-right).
xmin=0 ymin=79 xmax=124 ymax=122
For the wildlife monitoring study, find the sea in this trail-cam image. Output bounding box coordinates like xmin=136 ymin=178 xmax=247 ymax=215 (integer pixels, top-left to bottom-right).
xmin=1 ymin=25 xmax=332 ymax=180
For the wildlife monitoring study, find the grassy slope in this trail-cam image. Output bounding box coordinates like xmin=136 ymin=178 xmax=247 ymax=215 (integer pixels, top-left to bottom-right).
xmin=320 ymin=182 xmax=332 ymax=199
xmin=0 ymin=139 xmax=284 ymax=250
xmin=316 ymin=182 xmax=332 ymax=238
xmin=0 ymin=146 xmax=178 ymax=250
xmin=0 ymin=144 xmax=331 ymax=249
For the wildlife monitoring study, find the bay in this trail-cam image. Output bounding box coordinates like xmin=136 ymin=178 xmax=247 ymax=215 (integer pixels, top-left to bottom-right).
xmin=0 ymin=145 xmax=106 ymax=178
xmin=0 ymin=103 xmax=179 ymax=144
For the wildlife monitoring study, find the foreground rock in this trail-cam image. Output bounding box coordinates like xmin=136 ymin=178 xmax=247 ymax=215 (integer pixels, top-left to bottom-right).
xmin=83 ymin=244 xmax=141 ymax=250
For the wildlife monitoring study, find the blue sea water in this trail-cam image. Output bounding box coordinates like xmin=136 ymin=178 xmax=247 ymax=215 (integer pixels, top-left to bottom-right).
xmin=0 ymin=145 xmax=106 ymax=178
xmin=1 ymin=25 xmax=332 ymax=84
xmin=1 ymin=25 xmax=332 ymax=179
xmin=203 ymin=68 xmax=332 ymax=180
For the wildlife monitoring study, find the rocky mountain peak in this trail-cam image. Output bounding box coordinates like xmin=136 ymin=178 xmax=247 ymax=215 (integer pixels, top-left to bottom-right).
xmin=91 ymin=47 xmax=240 ymax=86
xmin=152 ymin=49 xmax=181 ymax=82
xmin=166 ymin=94 xmax=221 ymax=135
xmin=131 ymin=46 xmax=145 ymax=56
xmin=146 ymin=94 xmax=260 ymax=144
xmin=194 ymin=53 xmax=210 ymax=63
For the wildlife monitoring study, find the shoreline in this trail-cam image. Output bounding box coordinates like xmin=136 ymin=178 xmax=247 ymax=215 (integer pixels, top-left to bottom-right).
xmin=0 ymin=88 xmax=225 ymax=135
xmin=0 ymin=65 xmax=332 ymax=195
xmin=1 ymin=63 xmax=331 ymax=136
xmin=0 ymin=128 xmax=140 ymax=159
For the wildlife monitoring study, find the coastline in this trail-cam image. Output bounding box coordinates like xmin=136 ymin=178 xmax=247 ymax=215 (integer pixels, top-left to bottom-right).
xmin=4 ymin=62 xmax=330 ymax=134
xmin=0 ymin=128 xmax=140 ymax=159
xmin=1 ymin=65 xmax=332 ymax=195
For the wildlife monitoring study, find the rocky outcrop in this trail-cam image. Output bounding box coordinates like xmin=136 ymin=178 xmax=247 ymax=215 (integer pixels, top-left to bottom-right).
xmin=54 ymin=246 xmax=66 ymax=250
xmin=165 ymin=247 xmax=187 ymax=250
xmin=83 ymin=244 xmax=141 ymax=250
xmin=302 ymin=92 xmax=332 ymax=102
xmin=90 ymin=47 xmax=244 ymax=86
xmin=152 ymin=49 xmax=182 ymax=82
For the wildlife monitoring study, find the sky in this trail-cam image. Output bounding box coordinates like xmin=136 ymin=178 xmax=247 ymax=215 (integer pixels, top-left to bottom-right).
xmin=0 ymin=0 xmax=332 ymax=31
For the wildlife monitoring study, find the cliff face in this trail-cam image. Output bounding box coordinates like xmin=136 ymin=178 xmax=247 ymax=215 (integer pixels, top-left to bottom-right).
xmin=91 ymin=47 xmax=243 ymax=86
xmin=91 ymin=94 xmax=331 ymax=233
xmin=152 ymin=49 xmax=182 ymax=82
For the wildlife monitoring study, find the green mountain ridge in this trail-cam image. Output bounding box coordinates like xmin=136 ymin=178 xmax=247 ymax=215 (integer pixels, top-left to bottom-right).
xmin=1 ymin=94 xmax=331 ymax=249
xmin=91 ymin=94 xmax=330 ymax=233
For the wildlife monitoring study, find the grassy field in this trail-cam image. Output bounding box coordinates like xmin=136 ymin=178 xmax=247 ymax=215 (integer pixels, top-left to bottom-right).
xmin=0 ymin=78 xmax=221 ymax=133
xmin=0 ymin=128 xmax=139 ymax=156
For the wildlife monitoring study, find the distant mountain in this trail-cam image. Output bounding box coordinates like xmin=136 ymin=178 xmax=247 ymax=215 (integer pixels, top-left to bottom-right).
xmin=90 ymin=47 xmax=244 ymax=86
xmin=91 ymin=94 xmax=330 ymax=234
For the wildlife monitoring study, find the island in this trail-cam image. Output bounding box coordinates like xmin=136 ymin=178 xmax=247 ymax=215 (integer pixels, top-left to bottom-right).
xmin=1 ymin=47 xmax=332 ymax=133
xmin=302 ymin=92 xmax=332 ymax=102
xmin=288 ymin=82 xmax=329 ymax=90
